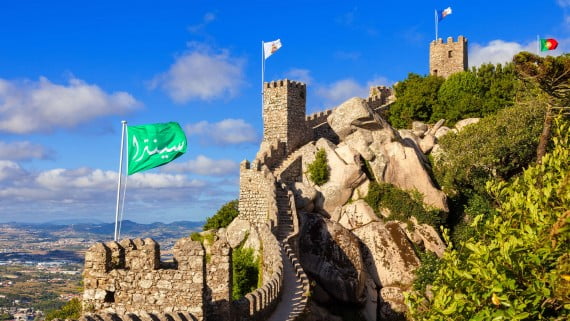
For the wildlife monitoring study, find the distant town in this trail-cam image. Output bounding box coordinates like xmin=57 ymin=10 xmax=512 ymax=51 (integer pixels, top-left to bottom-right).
xmin=0 ymin=220 xmax=203 ymax=321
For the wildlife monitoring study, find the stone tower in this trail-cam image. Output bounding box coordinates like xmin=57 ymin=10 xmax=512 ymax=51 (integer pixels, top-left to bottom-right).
xmin=263 ymin=79 xmax=308 ymax=153
xmin=429 ymin=35 xmax=468 ymax=78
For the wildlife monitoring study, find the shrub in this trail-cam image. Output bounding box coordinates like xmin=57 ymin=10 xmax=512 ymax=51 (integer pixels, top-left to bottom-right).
xmin=232 ymin=246 xmax=259 ymax=300
xmin=308 ymin=149 xmax=330 ymax=186
xmin=45 ymin=298 xmax=81 ymax=321
xmin=388 ymin=73 xmax=444 ymax=128
xmin=203 ymin=200 xmax=239 ymax=230
xmin=364 ymin=181 xmax=444 ymax=228
xmin=433 ymin=101 xmax=545 ymax=196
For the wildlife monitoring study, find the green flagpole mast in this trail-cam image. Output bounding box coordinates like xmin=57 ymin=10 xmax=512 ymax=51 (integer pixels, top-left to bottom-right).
xmin=114 ymin=120 xmax=127 ymax=241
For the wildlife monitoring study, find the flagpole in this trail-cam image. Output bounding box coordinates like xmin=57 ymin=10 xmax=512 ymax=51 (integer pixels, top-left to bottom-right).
xmin=118 ymin=125 xmax=129 ymax=241
xmin=114 ymin=120 xmax=127 ymax=241
xmin=261 ymin=41 xmax=265 ymax=113
xmin=537 ymin=35 xmax=540 ymax=55
xmin=435 ymin=10 xmax=438 ymax=41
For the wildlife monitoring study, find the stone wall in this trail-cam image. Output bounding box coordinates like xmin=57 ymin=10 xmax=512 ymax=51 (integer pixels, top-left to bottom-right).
xmin=238 ymin=160 xmax=278 ymax=228
xmin=429 ymin=35 xmax=468 ymax=78
xmin=82 ymin=238 xmax=211 ymax=320
xmin=263 ymin=80 xmax=310 ymax=154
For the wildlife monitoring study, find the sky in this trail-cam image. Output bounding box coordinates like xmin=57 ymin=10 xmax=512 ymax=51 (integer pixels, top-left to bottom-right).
xmin=0 ymin=0 xmax=567 ymax=224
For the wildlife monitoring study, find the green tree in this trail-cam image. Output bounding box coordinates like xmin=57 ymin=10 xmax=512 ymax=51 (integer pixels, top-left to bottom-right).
xmin=476 ymin=63 xmax=518 ymax=115
xmin=434 ymin=101 xmax=544 ymax=195
xmin=406 ymin=118 xmax=570 ymax=320
xmin=388 ymin=73 xmax=444 ymax=128
xmin=432 ymin=71 xmax=483 ymax=124
xmin=307 ymin=149 xmax=329 ymax=186
xmin=513 ymin=52 xmax=570 ymax=162
xmin=45 ymin=298 xmax=81 ymax=321
xmin=203 ymin=200 xmax=239 ymax=230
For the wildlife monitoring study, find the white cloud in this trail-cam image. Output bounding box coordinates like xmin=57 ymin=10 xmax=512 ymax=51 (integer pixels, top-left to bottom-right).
xmin=0 ymin=141 xmax=54 ymax=161
xmin=188 ymin=12 xmax=216 ymax=33
xmin=284 ymin=69 xmax=313 ymax=85
xmin=35 ymin=167 xmax=205 ymax=190
xmin=469 ymin=39 xmax=566 ymax=67
xmin=151 ymin=43 xmax=246 ymax=103
xmin=162 ymin=155 xmax=238 ymax=176
xmin=558 ymin=0 xmax=570 ymax=8
xmin=316 ymin=76 xmax=391 ymax=106
xmin=0 ymin=77 xmax=139 ymax=134
xmin=0 ymin=163 xmax=236 ymax=223
xmin=185 ymin=118 xmax=258 ymax=145
xmin=0 ymin=160 xmax=27 ymax=182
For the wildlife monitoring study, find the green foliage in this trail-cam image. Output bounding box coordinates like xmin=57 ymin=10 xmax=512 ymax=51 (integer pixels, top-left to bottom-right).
xmin=432 ymin=71 xmax=484 ymax=124
xmin=45 ymin=298 xmax=81 ymax=321
xmin=388 ymin=73 xmax=444 ymax=128
xmin=203 ymin=200 xmax=239 ymax=230
xmin=413 ymin=250 xmax=442 ymax=292
xmin=308 ymin=149 xmax=330 ymax=186
xmin=406 ymin=118 xmax=570 ymax=320
xmin=0 ymin=313 xmax=12 ymax=321
xmin=232 ymin=246 xmax=259 ymax=300
xmin=364 ymin=181 xmax=444 ymax=227
xmin=388 ymin=64 xmax=518 ymax=128
xmin=433 ymin=101 xmax=545 ymax=196
xmin=190 ymin=231 xmax=214 ymax=244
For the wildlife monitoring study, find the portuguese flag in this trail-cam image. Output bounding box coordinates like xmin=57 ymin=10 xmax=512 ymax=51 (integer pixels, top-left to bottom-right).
xmin=540 ymin=38 xmax=558 ymax=51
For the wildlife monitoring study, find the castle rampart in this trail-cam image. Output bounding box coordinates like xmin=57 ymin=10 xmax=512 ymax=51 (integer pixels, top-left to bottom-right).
xmin=83 ymin=238 xmax=210 ymax=319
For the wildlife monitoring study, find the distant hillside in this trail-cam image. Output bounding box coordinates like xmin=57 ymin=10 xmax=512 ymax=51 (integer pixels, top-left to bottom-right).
xmin=2 ymin=220 xmax=204 ymax=241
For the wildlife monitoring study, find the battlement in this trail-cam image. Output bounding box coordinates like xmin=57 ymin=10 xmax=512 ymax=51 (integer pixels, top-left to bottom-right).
xmin=83 ymin=237 xmax=214 ymax=319
xmin=265 ymin=79 xmax=306 ymax=89
xmin=431 ymin=35 xmax=467 ymax=46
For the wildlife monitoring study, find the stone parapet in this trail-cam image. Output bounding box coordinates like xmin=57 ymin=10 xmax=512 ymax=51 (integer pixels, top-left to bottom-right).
xmin=82 ymin=238 xmax=208 ymax=320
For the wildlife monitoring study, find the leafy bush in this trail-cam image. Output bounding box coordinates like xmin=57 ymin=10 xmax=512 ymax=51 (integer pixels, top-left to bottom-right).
xmin=232 ymin=246 xmax=259 ymax=300
xmin=45 ymin=298 xmax=81 ymax=321
xmin=387 ymin=64 xmax=518 ymax=128
xmin=364 ymin=181 xmax=444 ymax=227
xmin=203 ymin=200 xmax=239 ymax=230
xmin=433 ymin=101 xmax=545 ymax=196
xmin=406 ymin=118 xmax=570 ymax=320
xmin=308 ymin=149 xmax=330 ymax=186
xmin=388 ymin=73 xmax=444 ymax=128
xmin=413 ymin=250 xmax=442 ymax=292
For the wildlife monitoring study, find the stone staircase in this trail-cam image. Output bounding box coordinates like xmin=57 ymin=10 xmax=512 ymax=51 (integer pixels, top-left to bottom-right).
xmin=271 ymin=147 xmax=306 ymax=181
xmin=267 ymin=184 xmax=310 ymax=321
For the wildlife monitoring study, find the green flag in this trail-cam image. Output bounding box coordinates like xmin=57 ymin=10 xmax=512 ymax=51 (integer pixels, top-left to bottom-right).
xmin=127 ymin=122 xmax=187 ymax=175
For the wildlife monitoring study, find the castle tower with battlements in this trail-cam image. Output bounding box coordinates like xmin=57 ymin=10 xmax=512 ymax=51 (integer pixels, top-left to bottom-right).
xmin=263 ymin=79 xmax=309 ymax=154
xmin=429 ymin=35 xmax=468 ymax=78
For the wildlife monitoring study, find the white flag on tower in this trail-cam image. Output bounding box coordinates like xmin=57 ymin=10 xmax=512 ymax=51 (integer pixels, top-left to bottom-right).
xmin=263 ymin=39 xmax=282 ymax=59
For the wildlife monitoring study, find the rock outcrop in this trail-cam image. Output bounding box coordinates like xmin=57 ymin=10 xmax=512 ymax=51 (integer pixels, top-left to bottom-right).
xmin=298 ymin=213 xmax=367 ymax=305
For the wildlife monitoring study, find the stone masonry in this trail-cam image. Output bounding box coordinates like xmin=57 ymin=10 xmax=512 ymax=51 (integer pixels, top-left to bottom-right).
xmin=429 ymin=35 xmax=468 ymax=78
xmin=263 ymin=80 xmax=309 ymax=154
xmin=82 ymin=237 xmax=232 ymax=321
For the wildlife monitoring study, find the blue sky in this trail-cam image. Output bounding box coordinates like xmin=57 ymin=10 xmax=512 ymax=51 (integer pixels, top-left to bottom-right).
xmin=0 ymin=0 xmax=567 ymax=224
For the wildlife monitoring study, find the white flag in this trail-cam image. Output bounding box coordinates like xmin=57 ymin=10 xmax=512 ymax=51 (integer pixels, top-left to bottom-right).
xmin=263 ymin=39 xmax=282 ymax=59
